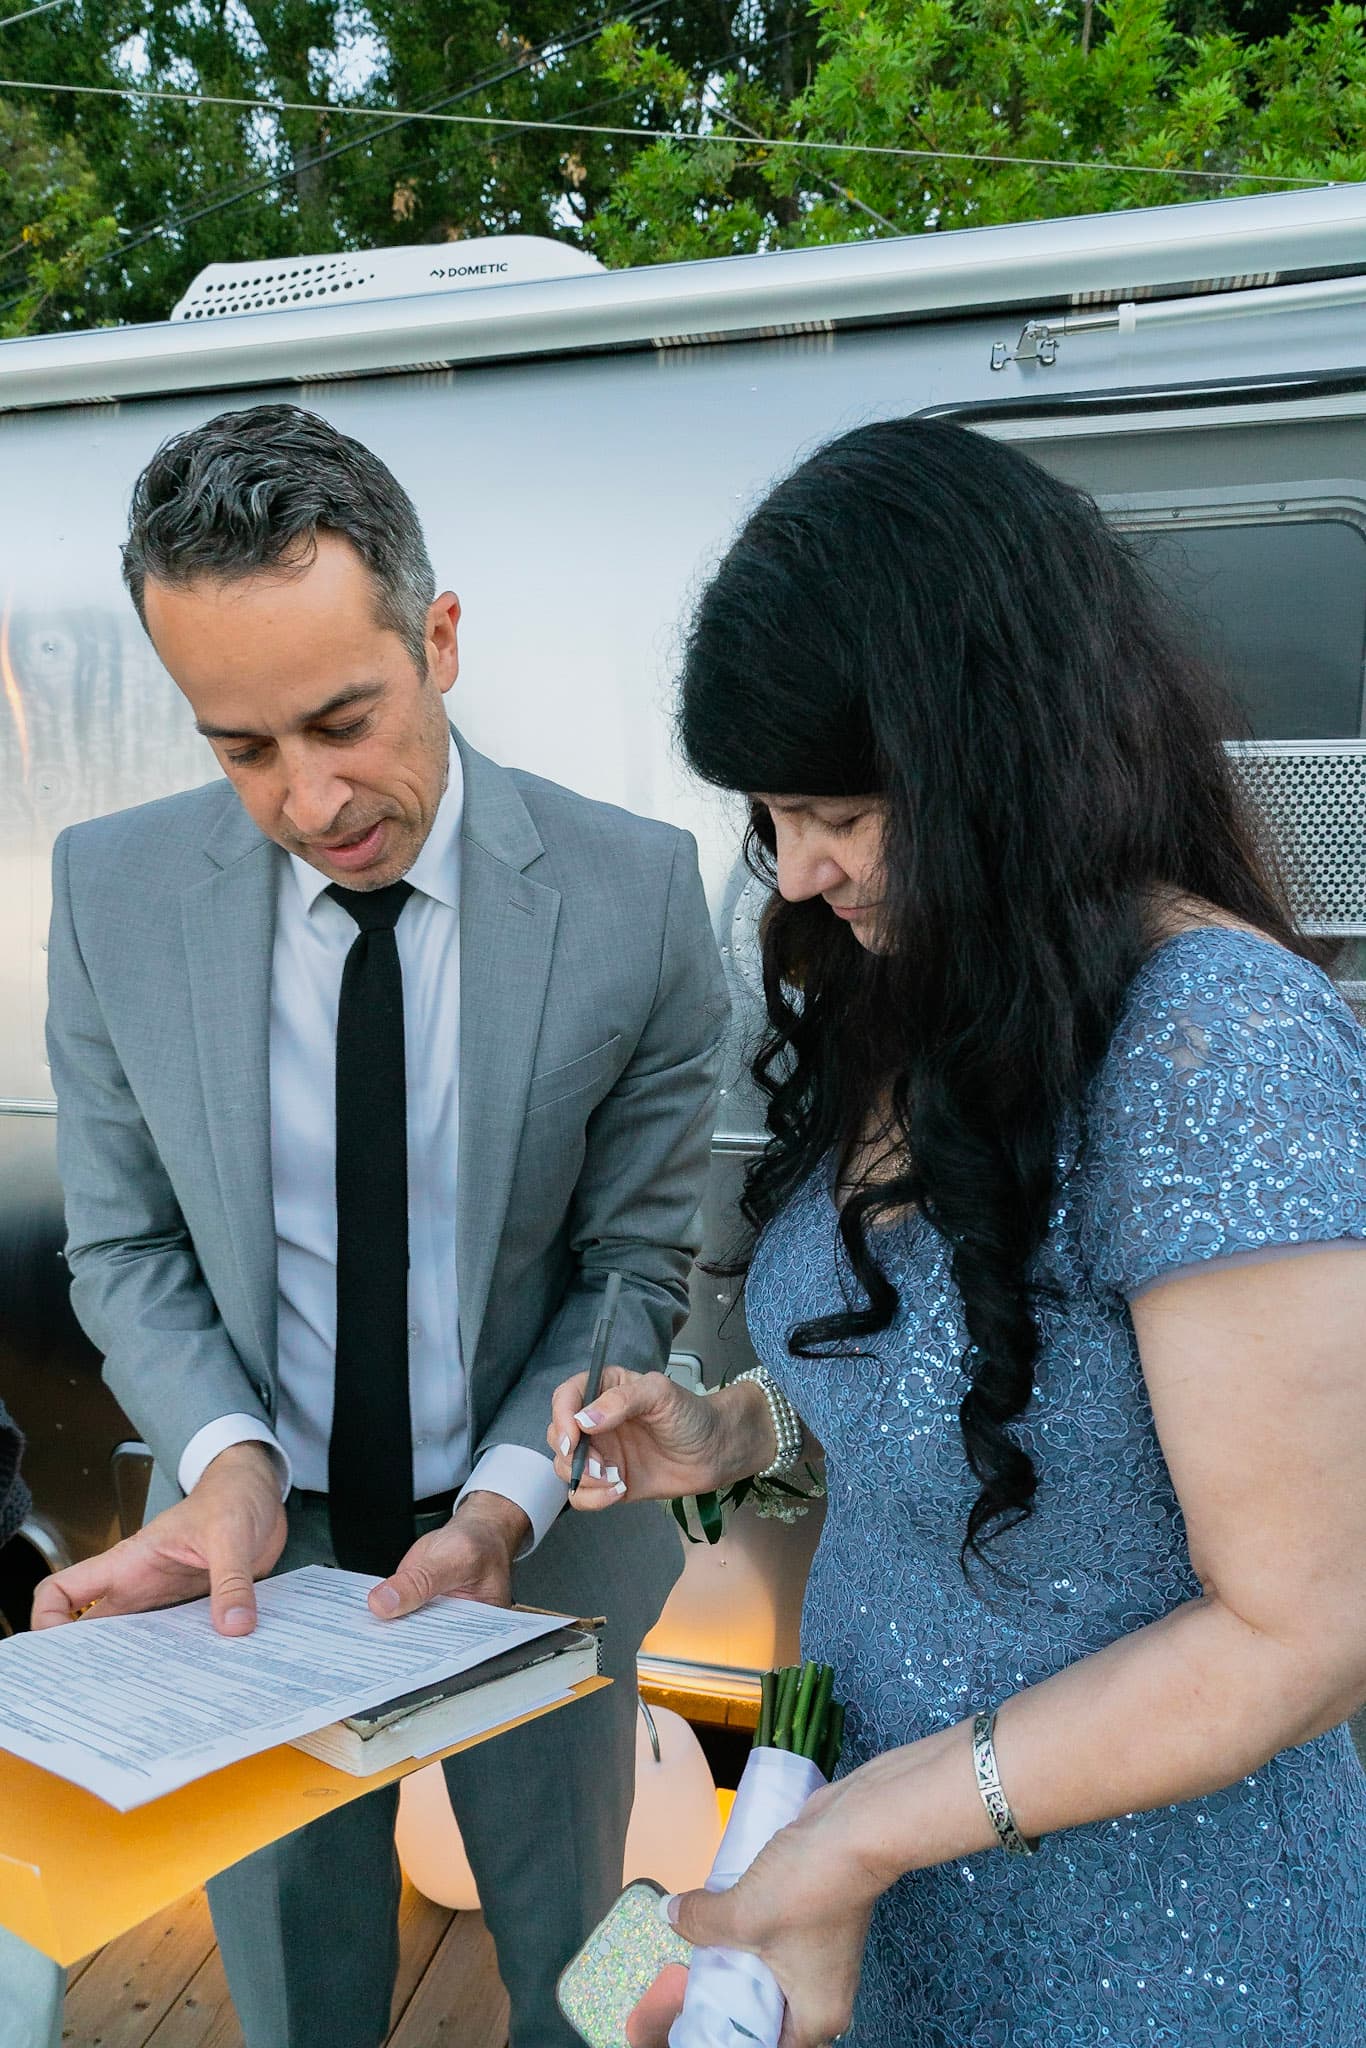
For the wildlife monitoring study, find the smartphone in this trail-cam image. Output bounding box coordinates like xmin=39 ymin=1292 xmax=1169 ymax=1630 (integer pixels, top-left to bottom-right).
xmin=557 ymin=1877 xmax=692 ymax=2047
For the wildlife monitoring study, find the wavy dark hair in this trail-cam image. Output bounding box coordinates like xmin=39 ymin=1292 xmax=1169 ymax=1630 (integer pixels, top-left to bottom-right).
xmin=680 ymin=416 xmax=1321 ymax=1571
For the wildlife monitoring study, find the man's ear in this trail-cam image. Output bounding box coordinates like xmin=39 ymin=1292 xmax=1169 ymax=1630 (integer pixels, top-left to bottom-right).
xmin=428 ymin=591 xmax=461 ymax=694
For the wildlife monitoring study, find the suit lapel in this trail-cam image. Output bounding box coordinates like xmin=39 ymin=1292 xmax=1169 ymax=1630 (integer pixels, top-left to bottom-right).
xmin=456 ymin=738 xmax=560 ymax=1368
xmin=181 ymin=799 xmax=279 ymax=1378
xmin=175 ymin=747 xmax=559 ymax=1389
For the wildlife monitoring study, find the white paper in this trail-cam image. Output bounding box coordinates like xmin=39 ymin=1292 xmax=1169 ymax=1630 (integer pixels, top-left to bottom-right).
xmin=0 ymin=1566 xmax=566 ymax=1810
xmin=668 ymin=1746 xmax=826 ymax=2048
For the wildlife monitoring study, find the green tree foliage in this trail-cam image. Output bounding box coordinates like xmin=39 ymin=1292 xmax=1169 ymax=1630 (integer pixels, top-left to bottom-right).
xmin=0 ymin=0 xmax=820 ymax=326
xmin=585 ymin=0 xmax=1366 ymax=265
xmin=361 ymin=0 xmax=824 ymax=250
xmin=0 ymin=97 xmax=117 ymax=334
xmin=0 ymin=0 xmax=1359 ymax=331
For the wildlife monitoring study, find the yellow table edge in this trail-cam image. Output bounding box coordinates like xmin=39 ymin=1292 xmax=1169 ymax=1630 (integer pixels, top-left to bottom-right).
xmin=0 ymin=1675 xmax=611 ymax=1965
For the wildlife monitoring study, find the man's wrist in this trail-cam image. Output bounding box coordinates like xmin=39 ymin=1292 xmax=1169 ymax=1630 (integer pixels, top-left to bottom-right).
xmin=201 ymin=1440 xmax=281 ymax=1488
xmin=454 ymin=1488 xmax=533 ymax=1558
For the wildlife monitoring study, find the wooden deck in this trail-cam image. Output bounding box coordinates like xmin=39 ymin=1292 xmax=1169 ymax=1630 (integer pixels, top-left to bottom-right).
xmin=60 ymin=1883 xmax=509 ymax=2048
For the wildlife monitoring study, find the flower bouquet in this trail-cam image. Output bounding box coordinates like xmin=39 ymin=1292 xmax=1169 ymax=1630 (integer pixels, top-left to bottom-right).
xmin=668 ymin=1661 xmax=845 ymax=2048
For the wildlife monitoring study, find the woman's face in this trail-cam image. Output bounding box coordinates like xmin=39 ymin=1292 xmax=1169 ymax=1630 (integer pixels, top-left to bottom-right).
xmin=754 ymin=794 xmax=887 ymax=950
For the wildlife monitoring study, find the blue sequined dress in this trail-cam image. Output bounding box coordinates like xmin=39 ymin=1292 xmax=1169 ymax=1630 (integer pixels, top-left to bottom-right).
xmin=745 ymin=929 xmax=1366 ymax=2046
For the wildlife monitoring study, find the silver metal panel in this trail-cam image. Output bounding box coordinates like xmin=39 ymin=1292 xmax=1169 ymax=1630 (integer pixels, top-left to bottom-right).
xmin=3 ymin=244 xmax=1366 ymax=1678
xmin=24 ymin=303 xmax=1329 ymax=998
xmin=0 ymin=184 xmax=1364 ymax=413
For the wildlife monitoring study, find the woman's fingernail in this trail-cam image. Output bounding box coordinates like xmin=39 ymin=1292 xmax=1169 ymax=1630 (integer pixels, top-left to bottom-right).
xmin=606 ymin=1464 xmax=621 ymax=1483
xmin=559 ymin=1434 xmax=572 ymax=1457
xmin=574 ymin=1408 xmax=600 ymax=1430
xmin=661 ymin=1892 xmax=680 ymax=1926
xmin=588 ymin=1456 xmax=604 ymax=1480
xmin=613 ymin=1479 xmax=627 ymax=1497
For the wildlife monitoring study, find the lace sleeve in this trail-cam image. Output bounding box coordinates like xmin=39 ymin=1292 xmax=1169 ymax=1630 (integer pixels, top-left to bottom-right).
xmin=1077 ymin=931 xmax=1366 ymax=1301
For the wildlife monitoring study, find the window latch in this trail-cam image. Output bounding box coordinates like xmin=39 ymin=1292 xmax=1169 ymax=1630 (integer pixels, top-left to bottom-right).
xmin=992 ymin=319 xmax=1060 ymax=371
xmin=991 ymin=304 xmax=1136 ymax=372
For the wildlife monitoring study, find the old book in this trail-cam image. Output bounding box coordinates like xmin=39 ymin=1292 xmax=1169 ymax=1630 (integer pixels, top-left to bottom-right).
xmin=290 ymin=1623 xmax=602 ymax=1775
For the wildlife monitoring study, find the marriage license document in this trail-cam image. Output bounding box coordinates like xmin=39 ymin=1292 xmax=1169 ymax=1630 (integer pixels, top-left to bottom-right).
xmin=0 ymin=1566 xmax=566 ymax=1810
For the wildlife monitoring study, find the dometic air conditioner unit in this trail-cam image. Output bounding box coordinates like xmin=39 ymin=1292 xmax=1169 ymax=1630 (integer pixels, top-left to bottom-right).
xmin=171 ymin=236 xmax=604 ymax=322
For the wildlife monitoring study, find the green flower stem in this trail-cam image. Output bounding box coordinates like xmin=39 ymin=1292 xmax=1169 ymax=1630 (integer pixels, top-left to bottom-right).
xmin=789 ymin=1659 xmax=820 ymax=1757
xmin=772 ymin=1664 xmax=797 ymax=1750
xmin=755 ymin=1661 xmax=845 ymax=1771
xmin=757 ymin=1670 xmax=776 ymax=1750
xmin=819 ymin=1700 xmax=846 ymax=1781
xmin=801 ymin=1663 xmax=836 ymax=1761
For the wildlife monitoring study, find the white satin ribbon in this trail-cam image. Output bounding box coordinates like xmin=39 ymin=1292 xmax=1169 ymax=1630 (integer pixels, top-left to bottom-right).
xmin=668 ymin=1745 xmax=826 ymax=2048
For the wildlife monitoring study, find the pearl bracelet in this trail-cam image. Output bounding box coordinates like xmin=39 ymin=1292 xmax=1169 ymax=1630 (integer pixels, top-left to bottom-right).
xmin=730 ymin=1364 xmax=805 ymax=1479
xmin=971 ymin=1708 xmax=1039 ymax=1857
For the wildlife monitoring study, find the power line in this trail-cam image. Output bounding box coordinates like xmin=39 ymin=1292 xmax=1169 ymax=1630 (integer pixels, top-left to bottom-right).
xmin=0 ymin=18 xmax=795 ymax=319
xmin=0 ymin=72 xmax=1336 ymax=186
xmin=716 ymin=103 xmax=899 ymax=232
xmin=42 ymin=0 xmax=668 ymax=280
xmin=0 ymin=14 xmax=802 ymax=310
xmin=0 ymin=0 xmax=67 ymax=26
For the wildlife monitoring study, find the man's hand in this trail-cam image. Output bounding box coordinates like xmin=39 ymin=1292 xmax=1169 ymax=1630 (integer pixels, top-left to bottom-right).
xmin=30 ymin=1442 xmax=287 ymax=1637
xmin=369 ymin=1490 xmax=531 ymax=1620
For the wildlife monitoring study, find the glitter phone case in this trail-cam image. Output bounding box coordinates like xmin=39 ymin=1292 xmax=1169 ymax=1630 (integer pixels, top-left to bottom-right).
xmin=556 ymin=1877 xmax=692 ymax=2047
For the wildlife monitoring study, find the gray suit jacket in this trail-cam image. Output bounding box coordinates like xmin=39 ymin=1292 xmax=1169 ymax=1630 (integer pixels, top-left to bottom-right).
xmin=46 ymin=732 xmax=729 ymax=1629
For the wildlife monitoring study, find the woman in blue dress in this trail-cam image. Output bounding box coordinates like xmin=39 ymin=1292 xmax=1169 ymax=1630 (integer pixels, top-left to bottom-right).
xmin=552 ymin=418 xmax=1366 ymax=2047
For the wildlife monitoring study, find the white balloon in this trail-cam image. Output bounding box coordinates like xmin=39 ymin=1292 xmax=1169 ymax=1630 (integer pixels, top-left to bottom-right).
xmin=394 ymin=1754 xmax=480 ymax=1911
xmin=625 ymin=1704 xmax=725 ymax=1895
xmin=395 ymin=1703 xmax=724 ymax=1909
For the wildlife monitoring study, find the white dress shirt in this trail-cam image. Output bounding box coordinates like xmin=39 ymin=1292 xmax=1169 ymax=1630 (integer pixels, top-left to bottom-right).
xmin=178 ymin=738 xmax=566 ymax=1552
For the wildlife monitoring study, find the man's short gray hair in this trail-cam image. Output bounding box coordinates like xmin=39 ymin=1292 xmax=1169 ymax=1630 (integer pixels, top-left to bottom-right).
xmin=122 ymin=403 xmax=437 ymax=669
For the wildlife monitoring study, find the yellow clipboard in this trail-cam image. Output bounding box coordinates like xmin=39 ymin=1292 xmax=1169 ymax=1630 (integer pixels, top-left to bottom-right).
xmin=0 ymin=1676 xmax=609 ymax=1964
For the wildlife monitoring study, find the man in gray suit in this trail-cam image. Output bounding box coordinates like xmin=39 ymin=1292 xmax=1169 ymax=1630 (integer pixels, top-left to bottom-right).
xmin=34 ymin=405 xmax=728 ymax=2048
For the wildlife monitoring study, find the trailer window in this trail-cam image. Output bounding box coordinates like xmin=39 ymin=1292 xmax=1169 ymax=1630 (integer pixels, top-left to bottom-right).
xmin=1127 ymin=517 xmax=1366 ymax=741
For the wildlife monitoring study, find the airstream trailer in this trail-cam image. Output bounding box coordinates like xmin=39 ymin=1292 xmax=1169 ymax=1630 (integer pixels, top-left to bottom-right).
xmin=2 ymin=188 xmax=1366 ymax=1741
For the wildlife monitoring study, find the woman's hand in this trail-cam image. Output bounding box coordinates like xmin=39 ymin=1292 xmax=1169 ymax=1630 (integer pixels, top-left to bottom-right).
xmin=626 ymin=1780 xmax=881 ymax=2048
xmin=547 ymin=1367 xmax=774 ymax=1508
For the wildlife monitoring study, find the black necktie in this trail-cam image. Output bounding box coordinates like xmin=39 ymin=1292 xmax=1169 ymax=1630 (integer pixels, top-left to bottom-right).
xmin=326 ymin=879 xmax=415 ymax=1576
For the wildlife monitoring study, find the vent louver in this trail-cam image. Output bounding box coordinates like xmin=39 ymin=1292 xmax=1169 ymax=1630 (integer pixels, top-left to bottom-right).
xmin=175 ymin=255 xmax=381 ymax=320
xmin=170 ymin=238 xmax=605 ymax=322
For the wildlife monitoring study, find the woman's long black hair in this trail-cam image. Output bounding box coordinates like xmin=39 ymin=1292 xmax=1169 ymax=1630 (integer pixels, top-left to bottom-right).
xmin=680 ymin=416 xmax=1321 ymax=1571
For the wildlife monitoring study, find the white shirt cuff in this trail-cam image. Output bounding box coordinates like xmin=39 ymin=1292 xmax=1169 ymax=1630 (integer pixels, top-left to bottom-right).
xmin=457 ymin=1446 xmax=568 ymax=1558
xmin=177 ymin=1415 xmax=292 ymax=1500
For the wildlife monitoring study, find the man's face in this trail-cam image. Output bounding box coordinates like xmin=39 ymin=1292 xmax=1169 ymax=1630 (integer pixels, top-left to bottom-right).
xmin=142 ymin=531 xmax=458 ymax=889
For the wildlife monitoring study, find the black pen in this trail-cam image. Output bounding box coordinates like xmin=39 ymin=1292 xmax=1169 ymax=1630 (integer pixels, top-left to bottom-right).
xmin=569 ymin=1269 xmax=624 ymax=1494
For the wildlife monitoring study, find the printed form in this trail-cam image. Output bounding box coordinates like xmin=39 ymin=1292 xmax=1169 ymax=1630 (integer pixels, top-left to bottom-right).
xmin=0 ymin=1567 xmax=565 ymax=1809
